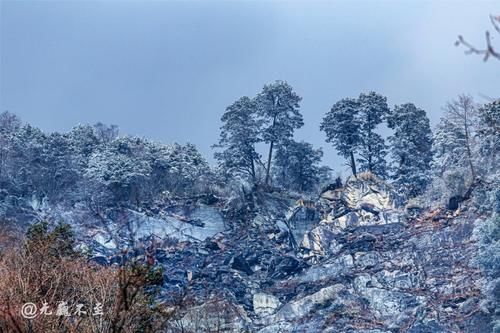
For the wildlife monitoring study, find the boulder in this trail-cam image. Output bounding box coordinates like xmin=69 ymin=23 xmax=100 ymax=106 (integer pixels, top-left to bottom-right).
xmin=253 ymin=293 xmax=281 ymax=317
xmin=274 ymin=284 xmax=345 ymax=321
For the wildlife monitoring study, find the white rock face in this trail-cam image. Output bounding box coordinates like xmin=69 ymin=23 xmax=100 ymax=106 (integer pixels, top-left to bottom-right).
xmin=353 ymin=274 xmax=423 ymax=319
xmin=92 ymin=232 xmax=117 ymax=250
xmin=301 ymin=172 xmax=404 ymax=257
xmin=327 ymin=172 xmax=403 ymax=228
xmin=274 ymin=284 xmax=345 ymax=321
xmin=343 ymin=174 xmax=396 ymax=210
xmin=90 ymin=205 xmax=225 ymax=252
xmin=301 ymin=225 xmax=342 ymax=258
xmin=253 ymin=293 xmax=281 ymax=317
xmin=130 ymin=205 xmax=224 ymax=242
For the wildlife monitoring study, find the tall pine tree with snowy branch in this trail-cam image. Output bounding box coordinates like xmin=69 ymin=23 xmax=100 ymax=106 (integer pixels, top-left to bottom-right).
xmin=213 ymin=96 xmax=263 ymax=183
xmin=357 ymin=92 xmax=389 ymax=178
xmin=256 ymin=81 xmax=303 ymax=186
xmin=321 ymin=92 xmax=389 ymax=178
xmin=321 ymin=97 xmax=361 ymax=176
xmin=388 ymin=103 xmax=433 ymax=198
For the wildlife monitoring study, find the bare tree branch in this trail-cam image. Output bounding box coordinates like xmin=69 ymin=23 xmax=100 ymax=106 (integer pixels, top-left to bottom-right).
xmin=456 ymin=15 xmax=500 ymax=62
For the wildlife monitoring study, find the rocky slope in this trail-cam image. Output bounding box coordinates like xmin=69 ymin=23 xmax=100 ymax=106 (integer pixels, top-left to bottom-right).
xmin=171 ymin=173 xmax=490 ymax=332
xmin=224 ymin=173 xmax=490 ymax=332
xmin=3 ymin=173 xmax=493 ymax=332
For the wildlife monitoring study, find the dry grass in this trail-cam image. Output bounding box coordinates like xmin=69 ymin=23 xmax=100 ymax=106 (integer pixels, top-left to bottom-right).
xmin=0 ymin=224 xmax=171 ymax=333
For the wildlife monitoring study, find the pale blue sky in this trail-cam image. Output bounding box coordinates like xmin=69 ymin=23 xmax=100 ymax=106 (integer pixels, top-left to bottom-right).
xmin=1 ymin=0 xmax=498 ymax=173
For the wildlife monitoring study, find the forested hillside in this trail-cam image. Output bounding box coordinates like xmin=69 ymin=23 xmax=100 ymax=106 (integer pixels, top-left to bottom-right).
xmin=0 ymin=87 xmax=498 ymax=332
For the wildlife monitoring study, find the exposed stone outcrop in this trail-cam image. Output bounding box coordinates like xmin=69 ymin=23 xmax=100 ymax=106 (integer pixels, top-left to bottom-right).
xmin=253 ymin=293 xmax=281 ymax=317
xmin=252 ymin=207 xmax=487 ymax=332
xmin=301 ymin=172 xmax=404 ymax=259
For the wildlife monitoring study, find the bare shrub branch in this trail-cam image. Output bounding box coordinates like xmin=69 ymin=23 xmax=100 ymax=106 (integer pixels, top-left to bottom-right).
xmin=456 ymin=15 xmax=500 ymax=62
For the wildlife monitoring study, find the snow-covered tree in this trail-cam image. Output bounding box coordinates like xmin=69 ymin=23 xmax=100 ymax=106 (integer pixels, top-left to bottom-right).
xmin=161 ymin=142 xmax=212 ymax=195
xmin=39 ymin=132 xmax=80 ymax=200
xmin=432 ymin=95 xmax=478 ymax=181
xmin=273 ymin=140 xmax=326 ymax=193
xmin=7 ymin=124 xmax=48 ymax=196
xmin=256 ymin=81 xmax=303 ymax=186
xmin=0 ymin=133 xmax=9 ymax=182
xmin=213 ymin=96 xmax=263 ymax=183
xmin=320 ymin=98 xmax=361 ymax=176
xmin=85 ymin=146 xmax=151 ymax=205
xmin=476 ymin=99 xmax=500 ymax=176
xmin=66 ymin=124 xmax=100 ymax=170
xmin=357 ymin=92 xmax=389 ymax=178
xmin=93 ymin=122 xmax=119 ymax=144
xmin=0 ymin=112 xmax=21 ymax=181
xmin=0 ymin=121 xmax=78 ymax=201
xmin=388 ymin=103 xmax=433 ymax=198
xmin=0 ymin=111 xmax=22 ymax=133
xmin=468 ymin=99 xmax=500 ymax=214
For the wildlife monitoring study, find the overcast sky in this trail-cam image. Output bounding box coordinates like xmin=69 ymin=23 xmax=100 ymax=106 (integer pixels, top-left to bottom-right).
xmin=1 ymin=0 xmax=498 ymax=174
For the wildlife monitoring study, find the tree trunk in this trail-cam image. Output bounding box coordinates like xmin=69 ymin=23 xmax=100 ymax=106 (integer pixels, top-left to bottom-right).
xmin=350 ymin=151 xmax=357 ymax=177
xmin=463 ymin=115 xmax=476 ymax=181
xmin=251 ymin=158 xmax=256 ymax=183
xmin=367 ymin=128 xmax=373 ymax=173
xmin=466 ymin=143 xmax=476 ymax=180
xmin=265 ymin=111 xmax=278 ymax=186
xmin=265 ymin=140 xmax=274 ymax=186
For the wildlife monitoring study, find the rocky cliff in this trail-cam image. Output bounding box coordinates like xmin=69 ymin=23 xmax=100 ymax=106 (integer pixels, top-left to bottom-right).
xmin=8 ymin=173 xmax=492 ymax=332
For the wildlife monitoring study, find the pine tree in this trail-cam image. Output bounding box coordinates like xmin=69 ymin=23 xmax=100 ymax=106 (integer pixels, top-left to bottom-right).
xmin=388 ymin=103 xmax=433 ymax=198
xmin=273 ymin=140 xmax=326 ymax=193
xmin=256 ymin=81 xmax=303 ymax=186
xmin=9 ymin=124 xmax=48 ymax=196
xmin=40 ymin=132 xmax=79 ymax=200
xmin=320 ymin=98 xmax=361 ymax=176
xmin=67 ymin=124 xmax=100 ymax=170
xmin=85 ymin=138 xmax=152 ymax=205
xmin=166 ymin=143 xmax=212 ymax=195
xmin=357 ymin=92 xmax=389 ymax=178
xmin=213 ymin=96 xmax=262 ymax=183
